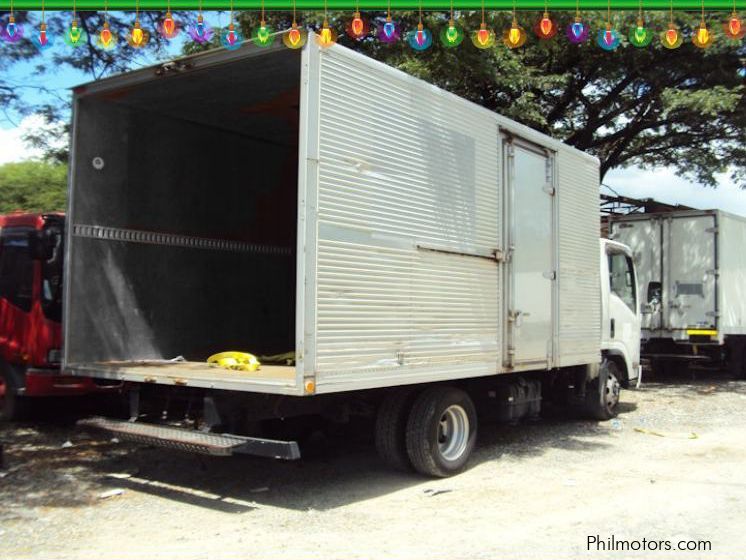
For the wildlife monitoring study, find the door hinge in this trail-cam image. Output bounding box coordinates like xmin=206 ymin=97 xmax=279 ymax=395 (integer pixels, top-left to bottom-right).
xmin=706 ymin=268 xmax=720 ymax=277
xmin=705 ymin=227 xmax=719 ymax=234
xmin=494 ymin=249 xmax=507 ymax=263
xmin=543 ymin=270 xmax=556 ymax=280
xmin=542 ymin=184 xmax=556 ymax=196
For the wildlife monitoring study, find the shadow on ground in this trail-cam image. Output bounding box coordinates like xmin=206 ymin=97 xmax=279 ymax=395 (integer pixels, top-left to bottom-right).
xmin=0 ymin=403 xmax=629 ymax=515
xmin=1 ymin=371 xmax=742 ymax=516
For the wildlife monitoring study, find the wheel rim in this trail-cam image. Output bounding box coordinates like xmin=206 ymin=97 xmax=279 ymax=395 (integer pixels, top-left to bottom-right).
xmin=438 ymin=405 xmax=469 ymax=462
xmin=604 ymin=370 xmax=621 ymax=410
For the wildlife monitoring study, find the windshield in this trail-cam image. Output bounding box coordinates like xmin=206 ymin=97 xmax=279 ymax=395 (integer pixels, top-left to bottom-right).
xmin=40 ymin=220 xmax=64 ymax=323
xmin=0 ymin=227 xmax=35 ymax=312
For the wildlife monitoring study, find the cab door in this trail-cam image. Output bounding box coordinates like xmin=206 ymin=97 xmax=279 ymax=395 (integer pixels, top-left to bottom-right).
xmin=604 ymin=244 xmax=641 ymax=373
xmin=611 ymin=218 xmax=663 ymax=332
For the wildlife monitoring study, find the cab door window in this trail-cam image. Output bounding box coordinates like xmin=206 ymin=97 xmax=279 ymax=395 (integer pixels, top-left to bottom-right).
xmin=0 ymin=227 xmax=35 ymax=312
xmin=40 ymin=222 xmax=64 ymax=322
xmin=608 ymin=252 xmax=637 ymax=312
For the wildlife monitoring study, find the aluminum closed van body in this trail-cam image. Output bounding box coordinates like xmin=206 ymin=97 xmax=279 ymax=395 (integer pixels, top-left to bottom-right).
xmin=65 ymin=39 xmax=635 ymax=476
xmin=608 ymin=209 xmax=746 ymax=376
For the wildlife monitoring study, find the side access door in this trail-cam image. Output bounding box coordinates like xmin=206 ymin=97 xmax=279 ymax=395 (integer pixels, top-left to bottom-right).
xmin=504 ymin=138 xmax=555 ymax=369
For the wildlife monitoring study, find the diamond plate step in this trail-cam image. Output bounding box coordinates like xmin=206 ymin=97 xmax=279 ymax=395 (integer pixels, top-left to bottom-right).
xmin=78 ymin=417 xmax=301 ymax=459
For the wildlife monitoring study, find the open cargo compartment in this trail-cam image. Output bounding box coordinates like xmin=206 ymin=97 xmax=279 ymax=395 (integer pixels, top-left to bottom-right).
xmin=64 ymin=46 xmax=304 ymax=394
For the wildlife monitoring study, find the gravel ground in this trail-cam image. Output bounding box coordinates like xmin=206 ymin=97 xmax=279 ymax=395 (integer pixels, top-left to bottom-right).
xmin=1 ymin=374 xmax=745 ymax=560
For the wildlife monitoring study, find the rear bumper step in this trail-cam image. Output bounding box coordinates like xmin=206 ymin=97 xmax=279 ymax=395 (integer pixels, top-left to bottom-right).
xmin=78 ymin=417 xmax=301 ymax=460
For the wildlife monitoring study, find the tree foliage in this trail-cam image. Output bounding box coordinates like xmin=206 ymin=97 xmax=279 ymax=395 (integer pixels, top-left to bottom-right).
xmin=340 ymin=10 xmax=745 ymax=186
xmin=0 ymin=160 xmax=68 ymax=212
xmin=0 ymin=9 xmax=197 ymax=119
xmin=2 ymin=9 xmax=745 ymax=187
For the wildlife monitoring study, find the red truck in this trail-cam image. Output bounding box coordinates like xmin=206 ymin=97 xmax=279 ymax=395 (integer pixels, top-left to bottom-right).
xmin=0 ymin=212 xmax=116 ymax=420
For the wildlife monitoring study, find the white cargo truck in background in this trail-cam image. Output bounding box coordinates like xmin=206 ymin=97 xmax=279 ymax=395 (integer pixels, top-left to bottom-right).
xmin=609 ymin=209 xmax=746 ymax=378
xmin=65 ymin=39 xmax=640 ymax=477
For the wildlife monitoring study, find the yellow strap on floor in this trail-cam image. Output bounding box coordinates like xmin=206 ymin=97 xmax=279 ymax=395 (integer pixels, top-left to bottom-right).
xmin=207 ymin=351 xmax=261 ymax=372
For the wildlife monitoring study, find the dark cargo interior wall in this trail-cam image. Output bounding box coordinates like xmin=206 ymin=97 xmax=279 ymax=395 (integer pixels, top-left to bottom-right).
xmin=66 ymin=49 xmax=301 ymax=363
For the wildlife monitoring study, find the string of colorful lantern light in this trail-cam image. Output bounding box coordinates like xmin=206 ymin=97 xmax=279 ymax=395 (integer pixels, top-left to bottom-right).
xmin=629 ymin=0 xmax=652 ymax=46
xmin=535 ymin=0 xmax=558 ymax=39
xmin=283 ymin=0 xmax=306 ymax=46
xmin=96 ymin=0 xmax=117 ymax=48
xmin=472 ymin=0 xmax=496 ymax=47
xmin=378 ymin=0 xmax=399 ymax=42
xmin=0 ymin=0 xmax=21 ymax=41
xmin=439 ymin=0 xmax=463 ymax=46
xmin=1 ymin=4 xmax=745 ymax=53
xmin=725 ymin=0 xmax=744 ymax=37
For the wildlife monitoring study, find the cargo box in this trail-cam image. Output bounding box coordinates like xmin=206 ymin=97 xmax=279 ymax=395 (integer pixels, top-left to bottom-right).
xmin=65 ymin=40 xmax=601 ymax=396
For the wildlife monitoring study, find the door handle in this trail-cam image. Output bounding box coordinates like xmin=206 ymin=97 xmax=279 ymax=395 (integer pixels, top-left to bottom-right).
xmin=512 ymin=310 xmax=530 ymax=327
xmin=610 ymin=318 xmax=615 ymax=338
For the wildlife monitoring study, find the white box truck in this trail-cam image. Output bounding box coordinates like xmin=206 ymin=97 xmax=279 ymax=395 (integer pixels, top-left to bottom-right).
xmin=66 ymin=39 xmax=640 ymax=476
xmin=609 ymin=209 xmax=746 ymax=378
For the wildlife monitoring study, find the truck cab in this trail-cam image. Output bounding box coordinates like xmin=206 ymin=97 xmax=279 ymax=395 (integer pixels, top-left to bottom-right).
xmin=601 ymin=238 xmax=641 ymax=387
xmin=0 ymin=212 xmax=115 ymax=420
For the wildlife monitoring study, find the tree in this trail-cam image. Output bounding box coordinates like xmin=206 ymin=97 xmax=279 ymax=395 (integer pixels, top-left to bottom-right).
xmin=3 ymin=9 xmax=745 ymax=187
xmin=227 ymin=10 xmax=746 ymax=186
xmin=0 ymin=9 xmax=198 ymax=120
xmin=0 ymin=160 xmax=68 ymax=212
xmin=347 ymin=11 xmax=746 ymax=186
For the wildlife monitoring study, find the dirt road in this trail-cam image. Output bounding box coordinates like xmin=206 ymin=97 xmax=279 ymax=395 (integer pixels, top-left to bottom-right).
xmin=1 ymin=377 xmax=745 ymax=560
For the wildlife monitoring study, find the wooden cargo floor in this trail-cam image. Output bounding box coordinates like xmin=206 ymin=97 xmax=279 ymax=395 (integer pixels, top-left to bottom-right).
xmin=70 ymin=360 xmax=298 ymax=394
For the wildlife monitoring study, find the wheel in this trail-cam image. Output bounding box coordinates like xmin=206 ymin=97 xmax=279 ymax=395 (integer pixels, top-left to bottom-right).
xmin=585 ymin=360 xmax=621 ymax=421
xmin=375 ymin=388 xmax=418 ymax=471
xmin=405 ymin=386 xmax=477 ymax=478
xmin=0 ymin=367 xmax=28 ymax=422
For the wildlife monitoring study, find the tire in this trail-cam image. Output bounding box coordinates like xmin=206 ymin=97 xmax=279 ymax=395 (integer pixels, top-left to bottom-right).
xmin=585 ymin=360 xmax=621 ymax=421
xmin=0 ymin=367 xmax=28 ymax=422
xmin=405 ymin=386 xmax=477 ymax=478
xmin=375 ymin=388 xmax=418 ymax=471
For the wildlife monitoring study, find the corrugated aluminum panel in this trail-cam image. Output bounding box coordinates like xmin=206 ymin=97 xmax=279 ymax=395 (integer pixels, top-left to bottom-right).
xmin=707 ymin=211 xmax=746 ymax=338
xmin=610 ymin=210 xmax=746 ymax=343
xmin=556 ymin=149 xmax=601 ymax=366
xmin=664 ymin=214 xmax=717 ymax=333
xmin=312 ymin=45 xmax=502 ymax=392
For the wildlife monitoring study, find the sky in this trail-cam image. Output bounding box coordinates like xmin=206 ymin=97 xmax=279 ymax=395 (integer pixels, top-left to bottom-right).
xmin=1 ymin=15 xmax=743 ymax=216
xmin=604 ymin=168 xmax=746 ymax=216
